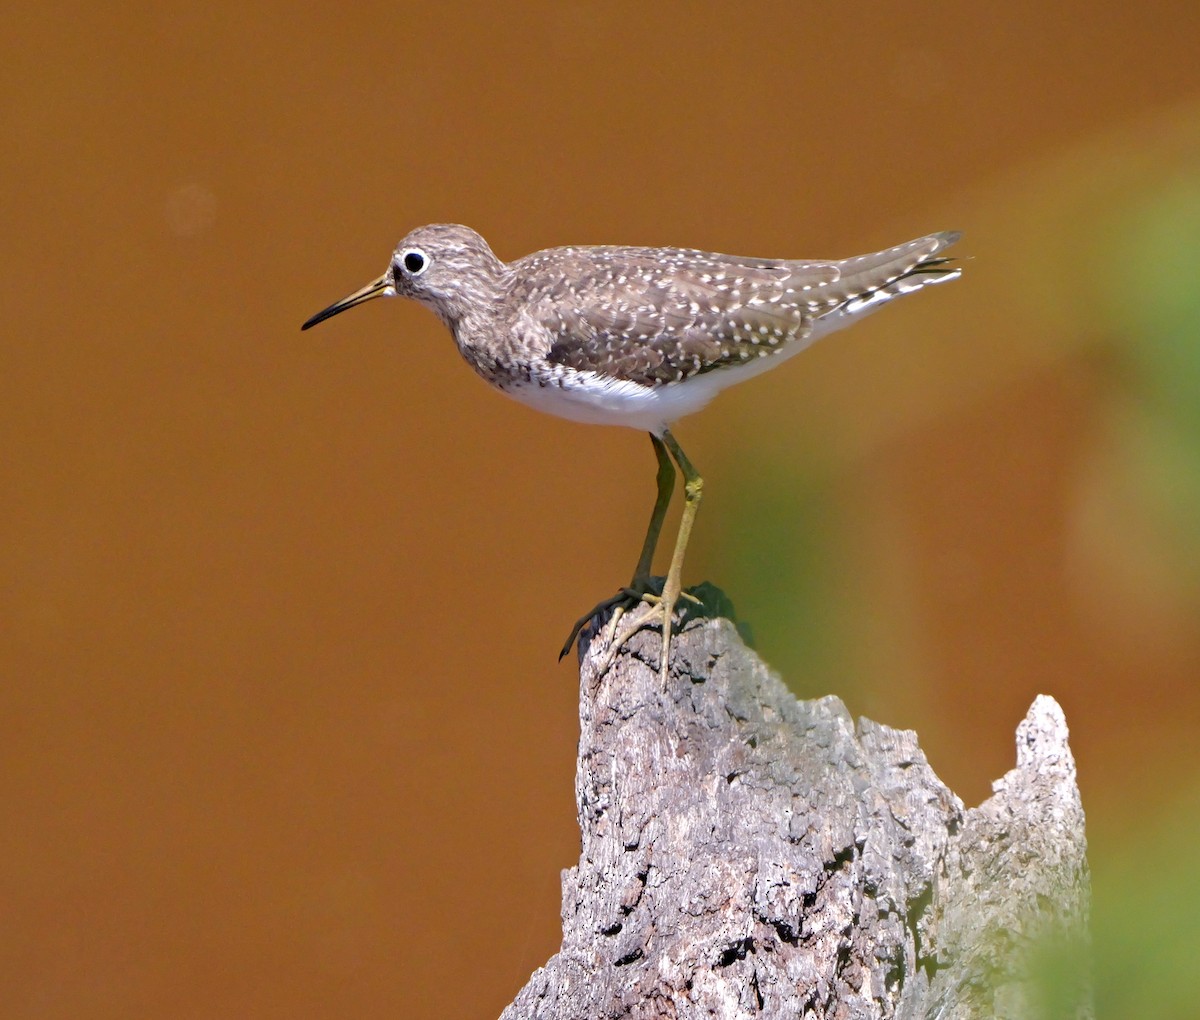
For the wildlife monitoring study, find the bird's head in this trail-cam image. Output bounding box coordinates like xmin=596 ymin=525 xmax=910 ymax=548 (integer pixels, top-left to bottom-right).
xmin=301 ymin=224 xmax=505 ymax=332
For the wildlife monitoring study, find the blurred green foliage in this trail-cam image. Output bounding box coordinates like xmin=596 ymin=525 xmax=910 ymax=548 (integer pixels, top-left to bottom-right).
xmin=1115 ymin=180 xmax=1200 ymax=431
xmin=711 ymin=449 xmax=851 ymax=699
xmin=1089 ymin=782 xmax=1200 ymax=1018
xmin=1104 ymin=179 xmax=1200 ymax=587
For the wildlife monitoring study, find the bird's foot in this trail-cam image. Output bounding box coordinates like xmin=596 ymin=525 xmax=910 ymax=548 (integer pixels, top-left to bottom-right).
xmin=582 ymin=578 xmax=701 ymax=684
xmin=559 ymin=583 xmax=656 ymax=662
xmin=559 ymin=577 xmax=700 ymax=677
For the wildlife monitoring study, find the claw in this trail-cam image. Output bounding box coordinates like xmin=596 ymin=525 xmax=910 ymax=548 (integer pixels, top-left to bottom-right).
xmin=559 ymin=589 xmax=631 ymax=660
xmin=591 ymin=589 xmax=678 ymax=682
xmin=559 ymin=577 xmax=664 ymax=661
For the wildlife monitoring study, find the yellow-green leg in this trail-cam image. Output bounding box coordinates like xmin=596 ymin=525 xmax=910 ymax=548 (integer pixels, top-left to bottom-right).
xmin=632 ymin=433 xmax=676 ymax=585
xmin=592 ymin=428 xmax=703 ymax=682
xmin=559 ymin=433 xmax=676 ymax=660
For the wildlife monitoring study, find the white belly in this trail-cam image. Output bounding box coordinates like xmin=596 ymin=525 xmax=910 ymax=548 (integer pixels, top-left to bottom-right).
xmin=496 ymin=308 xmax=866 ymax=433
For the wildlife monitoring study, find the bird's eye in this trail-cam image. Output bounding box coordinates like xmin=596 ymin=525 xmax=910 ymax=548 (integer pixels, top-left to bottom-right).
xmin=402 ymin=249 xmax=428 ymax=275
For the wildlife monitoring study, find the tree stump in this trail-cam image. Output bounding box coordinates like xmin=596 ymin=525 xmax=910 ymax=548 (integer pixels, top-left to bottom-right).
xmin=502 ymin=592 xmax=1091 ymax=1019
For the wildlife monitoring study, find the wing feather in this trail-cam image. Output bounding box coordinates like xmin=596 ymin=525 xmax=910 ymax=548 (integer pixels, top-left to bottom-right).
xmin=516 ymin=235 xmax=957 ymax=388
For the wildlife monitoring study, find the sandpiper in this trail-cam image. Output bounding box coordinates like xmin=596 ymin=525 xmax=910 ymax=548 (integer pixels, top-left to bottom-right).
xmin=303 ymin=224 xmax=962 ymax=678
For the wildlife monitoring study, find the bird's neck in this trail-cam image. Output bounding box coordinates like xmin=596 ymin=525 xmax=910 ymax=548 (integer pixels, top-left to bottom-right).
xmin=434 ymin=291 xmax=498 ymax=341
xmin=427 ymin=262 xmax=507 ymax=334
xmin=443 ymin=292 xmax=531 ymax=386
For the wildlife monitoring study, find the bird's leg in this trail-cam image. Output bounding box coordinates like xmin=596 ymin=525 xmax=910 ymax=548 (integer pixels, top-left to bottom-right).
xmin=593 ymin=433 xmax=686 ymax=649
xmin=631 ymin=433 xmax=675 ymax=587
xmin=651 ymin=430 xmax=703 ymax=680
xmin=594 ymin=428 xmax=703 ymax=683
xmin=558 ymin=433 xmax=676 ymax=660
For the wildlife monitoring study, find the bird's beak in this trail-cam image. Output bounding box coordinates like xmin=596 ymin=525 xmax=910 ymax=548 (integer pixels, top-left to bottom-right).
xmin=301 ymin=272 xmax=393 ymax=331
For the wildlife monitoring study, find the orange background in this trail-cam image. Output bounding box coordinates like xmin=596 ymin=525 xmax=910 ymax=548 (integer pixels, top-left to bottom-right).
xmin=4 ymin=4 xmax=1199 ymax=1017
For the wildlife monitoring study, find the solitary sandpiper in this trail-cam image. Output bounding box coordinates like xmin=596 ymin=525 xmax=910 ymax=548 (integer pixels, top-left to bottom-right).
xmin=302 ymin=224 xmax=962 ymax=678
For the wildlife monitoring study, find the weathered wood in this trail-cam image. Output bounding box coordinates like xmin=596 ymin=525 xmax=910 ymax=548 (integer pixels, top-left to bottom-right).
xmin=503 ymin=596 xmax=1091 ymax=1019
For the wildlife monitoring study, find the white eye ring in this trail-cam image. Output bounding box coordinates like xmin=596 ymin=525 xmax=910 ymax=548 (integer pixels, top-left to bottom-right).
xmin=400 ymin=248 xmax=430 ymax=276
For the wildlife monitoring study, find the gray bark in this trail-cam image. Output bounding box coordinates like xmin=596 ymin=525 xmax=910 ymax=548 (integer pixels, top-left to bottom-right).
xmin=503 ymin=593 xmax=1091 ymax=1019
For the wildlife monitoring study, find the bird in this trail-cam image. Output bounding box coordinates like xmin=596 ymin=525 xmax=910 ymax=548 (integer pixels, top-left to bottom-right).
xmin=302 ymin=224 xmax=962 ymax=679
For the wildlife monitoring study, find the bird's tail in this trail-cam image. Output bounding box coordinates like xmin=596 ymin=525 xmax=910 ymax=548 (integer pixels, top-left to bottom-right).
xmin=841 ymin=231 xmax=961 ymax=309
